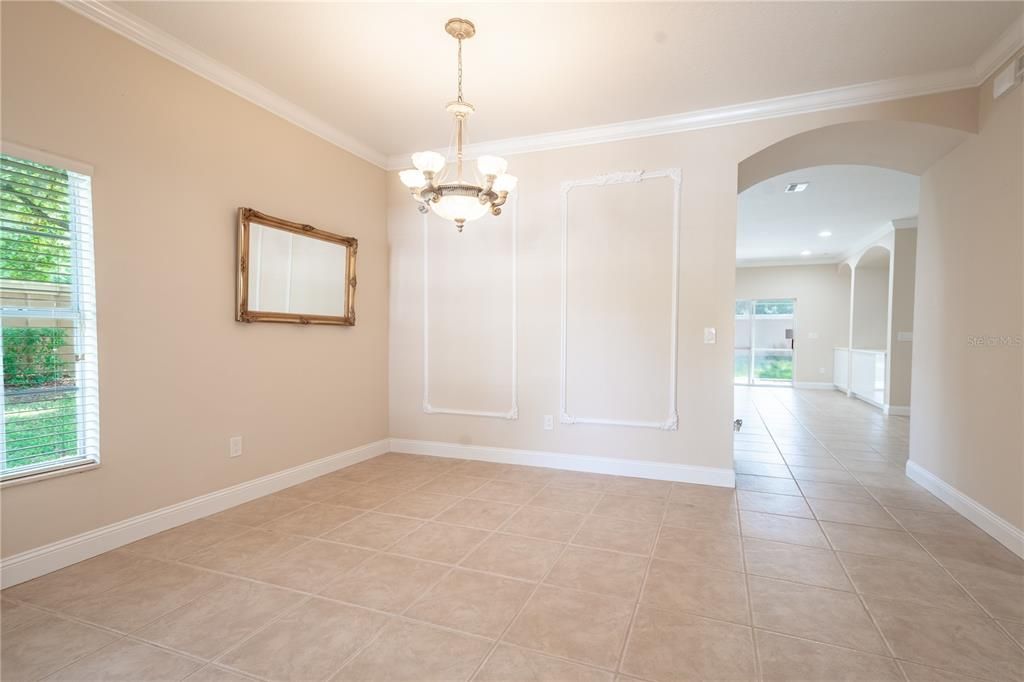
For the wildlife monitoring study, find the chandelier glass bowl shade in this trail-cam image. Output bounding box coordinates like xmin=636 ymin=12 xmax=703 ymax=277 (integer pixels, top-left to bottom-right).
xmin=399 ymin=18 xmax=518 ymax=232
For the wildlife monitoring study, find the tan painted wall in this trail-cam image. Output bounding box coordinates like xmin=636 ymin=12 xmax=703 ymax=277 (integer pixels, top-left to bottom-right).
xmin=887 ymin=228 xmax=917 ymax=408
xmin=912 ymin=53 xmax=1024 ymax=531
xmin=0 ymin=3 xmax=389 ymax=557
xmin=735 ymin=265 xmax=851 ymax=385
xmin=852 ymin=262 xmax=891 ymax=350
xmin=389 ymin=84 xmax=977 ymax=471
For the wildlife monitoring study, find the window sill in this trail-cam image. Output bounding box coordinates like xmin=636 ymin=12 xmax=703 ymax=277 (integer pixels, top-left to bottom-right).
xmin=0 ymin=459 xmax=100 ymax=488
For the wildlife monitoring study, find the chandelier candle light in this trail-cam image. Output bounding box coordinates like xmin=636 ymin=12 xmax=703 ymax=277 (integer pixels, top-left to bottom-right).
xmin=399 ymin=18 xmax=518 ymax=232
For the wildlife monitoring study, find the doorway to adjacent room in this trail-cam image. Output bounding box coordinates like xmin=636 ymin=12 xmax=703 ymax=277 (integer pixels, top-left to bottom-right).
xmin=734 ymin=298 xmax=796 ymax=386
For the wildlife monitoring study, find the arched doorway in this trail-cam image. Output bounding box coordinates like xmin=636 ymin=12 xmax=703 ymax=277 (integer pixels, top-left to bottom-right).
xmin=734 ymin=119 xmax=969 ymax=414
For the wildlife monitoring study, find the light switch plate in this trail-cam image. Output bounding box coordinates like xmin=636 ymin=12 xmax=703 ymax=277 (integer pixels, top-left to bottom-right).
xmin=703 ymin=327 xmax=717 ymax=344
xmin=229 ymin=436 xmax=242 ymax=457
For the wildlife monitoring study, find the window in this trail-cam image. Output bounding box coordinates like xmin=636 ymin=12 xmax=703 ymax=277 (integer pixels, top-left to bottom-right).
xmin=1 ymin=147 xmax=99 ymax=481
xmin=735 ymin=298 xmax=795 ymax=385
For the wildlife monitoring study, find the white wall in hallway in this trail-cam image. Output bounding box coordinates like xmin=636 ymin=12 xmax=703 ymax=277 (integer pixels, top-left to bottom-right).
xmin=735 ymin=264 xmax=851 ymax=384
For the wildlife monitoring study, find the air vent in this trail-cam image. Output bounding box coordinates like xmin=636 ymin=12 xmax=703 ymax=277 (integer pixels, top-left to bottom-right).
xmin=784 ymin=182 xmax=809 ymax=193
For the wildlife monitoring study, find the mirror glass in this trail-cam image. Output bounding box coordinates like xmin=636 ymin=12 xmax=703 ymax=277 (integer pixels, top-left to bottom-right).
xmin=237 ymin=208 xmax=356 ymax=325
xmin=247 ymin=222 xmax=349 ymax=316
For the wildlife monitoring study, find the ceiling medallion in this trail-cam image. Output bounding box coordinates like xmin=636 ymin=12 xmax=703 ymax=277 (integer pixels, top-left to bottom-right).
xmin=399 ymin=18 xmax=517 ymax=232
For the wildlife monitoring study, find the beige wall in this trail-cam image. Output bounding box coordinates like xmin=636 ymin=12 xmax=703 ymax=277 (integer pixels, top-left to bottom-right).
xmin=852 ymin=262 xmax=890 ymax=350
xmin=888 ymin=228 xmax=917 ymax=408
xmin=0 ymin=3 xmax=389 ymax=557
xmin=912 ymin=53 xmax=1024 ymax=531
xmin=389 ymin=85 xmax=976 ymax=471
xmin=735 ymin=265 xmax=851 ymax=385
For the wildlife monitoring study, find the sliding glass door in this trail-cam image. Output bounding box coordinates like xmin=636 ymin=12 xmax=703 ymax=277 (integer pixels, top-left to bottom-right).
xmin=734 ymin=299 xmax=795 ymax=385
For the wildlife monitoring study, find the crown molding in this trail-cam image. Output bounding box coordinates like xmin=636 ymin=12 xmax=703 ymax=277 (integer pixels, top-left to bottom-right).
xmin=842 ymin=223 xmax=898 ymax=264
xmin=892 ymin=217 xmax=919 ymax=230
xmin=58 ymin=0 xmax=389 ymax=169
xmin=736 ymin=256 xmax=842 ymax=268
xmin=59 ymin=1 xmax=1022 ymax=171
xmin=973 ymin=12 xmax=1024 ymax=83
xmin=388 ymin=16 xmax=1024 ymax=169
xmin=386 ymin=66 xmax=982 ymax=169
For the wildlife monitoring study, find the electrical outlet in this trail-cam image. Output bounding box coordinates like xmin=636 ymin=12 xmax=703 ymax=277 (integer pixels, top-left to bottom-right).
xmin=543 ymin=415 xmax=554 ymax=430
xmin=819 ymin=367 xmax=826 ymax=375
xmin=229 ymin=436 xmax=243 ymax=458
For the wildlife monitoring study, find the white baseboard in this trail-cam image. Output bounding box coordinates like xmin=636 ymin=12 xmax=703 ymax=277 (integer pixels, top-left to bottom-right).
xmin=884 ymin=404 xmax=911 ymax=416
xmin=389 ymin=438 xmax=735 ymax=488
xmin=905 ymin=460 xmax=1024 ymax=559
xmin=793 ymin=382 xmax=835 ymax=390
xmin=851 ymin=391 xmax=884 ymax=410
xmin=0 ymin=439 xmax=390 ymax=588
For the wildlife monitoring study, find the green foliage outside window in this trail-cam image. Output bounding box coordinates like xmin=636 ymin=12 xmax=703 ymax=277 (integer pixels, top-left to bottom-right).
xmin=1 ymin=154 xmax=73 ymax=285
xmin=3 ymin=327 xmax=69 ymax=388
xmin=757 ymin=357 xmax=794 ymax=380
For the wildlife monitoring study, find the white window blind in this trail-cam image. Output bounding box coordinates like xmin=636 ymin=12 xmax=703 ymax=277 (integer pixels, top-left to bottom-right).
xmin=1 ymin=148 xmax=100 ymax=481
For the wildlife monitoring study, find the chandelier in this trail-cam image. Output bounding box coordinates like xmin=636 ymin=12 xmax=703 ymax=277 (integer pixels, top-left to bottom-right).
xmin=399 ymin=18 xmax=517 ymax=232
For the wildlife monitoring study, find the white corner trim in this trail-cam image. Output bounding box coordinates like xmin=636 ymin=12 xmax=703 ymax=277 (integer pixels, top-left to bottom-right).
xmin=792 ymin=381 xmax=835 ymax=390
xmin=422 ymin=193 xmax=519 ymax=420
xmin=560 ymin=169 xmax=681 ymax=431
xmin=973 ymin=13 xmax=1024 ymax=84
xmin=905 ymin=460 xmax=1024 ymax=559
xmin=0 ymin=439 xmax=389 ymax=588
xmin=58 ymin=0 xmax=388 ymax=169
xmin=385 ymin=66 xmax=985 ymax=170
xmin=60 ymin=1 xmax=1022 ymax=171
xmin=891 ymin=217 xmax=919 ymax=230
xmin=883 ymin=404 xmax=911 ymax=416
xmin=390 ymin=438 xmax=734 ymax=488
xmin=842 ymin=223 xmax=897 ymax=264
xmin=736 ymin=256 xmax=842 ymax=268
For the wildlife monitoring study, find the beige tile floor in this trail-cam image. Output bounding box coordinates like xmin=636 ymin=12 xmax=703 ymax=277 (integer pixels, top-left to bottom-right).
xmin=3 ymin=387 xmax=1023 ymax=681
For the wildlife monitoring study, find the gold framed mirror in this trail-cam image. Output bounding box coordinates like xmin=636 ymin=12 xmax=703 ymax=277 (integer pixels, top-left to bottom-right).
xmin=236 ymin=208 xmax=357 ymax=325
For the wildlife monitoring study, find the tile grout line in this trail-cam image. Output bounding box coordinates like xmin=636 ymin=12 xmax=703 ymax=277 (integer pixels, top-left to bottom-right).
xmin=756 ymin=389 xmax=911 ymax=680
xmin=753 ymin=389 xmax=1024 ymax=680
xmin=612 ymin=493 xmax=667 ymax=677
xmin=8 ymin=438 xmax=1019 ymax=681
xmin=463 ymin=474 xmax=667 ymax=679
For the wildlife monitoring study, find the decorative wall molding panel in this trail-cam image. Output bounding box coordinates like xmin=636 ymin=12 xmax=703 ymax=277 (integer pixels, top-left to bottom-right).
xmin=560 ymin=169 xmax=681 ymax=430
xmin=422 ymin=194 xmax=518 ymax=420
xmin=906 ymin=460 xmax=1024 ymax=559
xmin=390 ymin=438 xmax=735 ymax=488
xmin=0 ymin=439 xmax=390 ymax=588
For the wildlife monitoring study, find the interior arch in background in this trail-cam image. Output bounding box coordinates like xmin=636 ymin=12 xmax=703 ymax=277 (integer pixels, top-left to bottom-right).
xmin=738 ymin=120 xmax=971 ymax=194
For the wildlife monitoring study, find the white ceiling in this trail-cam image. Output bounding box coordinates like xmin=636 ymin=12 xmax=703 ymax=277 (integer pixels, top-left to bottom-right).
xmin=111 ymin=2 xmax=1023 ymax=159
xmin=737 ymin=165 xmax=920 ymax=265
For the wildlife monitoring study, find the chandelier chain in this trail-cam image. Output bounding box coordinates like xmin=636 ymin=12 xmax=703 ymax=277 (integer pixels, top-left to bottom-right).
xmin=456 ymin=38 xmax=464 ymax=103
